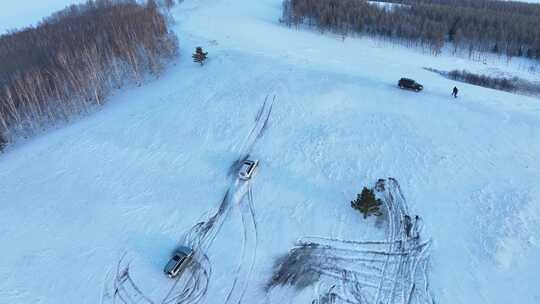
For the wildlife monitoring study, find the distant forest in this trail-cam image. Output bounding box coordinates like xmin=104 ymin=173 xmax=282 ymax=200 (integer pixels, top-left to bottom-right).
xmin=281 ymin=0 xmax=540 ymax=59
xmin=0 ymin=0 xmax=178 ymax=150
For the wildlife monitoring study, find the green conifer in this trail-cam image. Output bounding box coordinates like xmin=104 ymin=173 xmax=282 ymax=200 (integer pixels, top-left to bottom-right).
xmin=351 ymin=187 xmax=383 ymax=219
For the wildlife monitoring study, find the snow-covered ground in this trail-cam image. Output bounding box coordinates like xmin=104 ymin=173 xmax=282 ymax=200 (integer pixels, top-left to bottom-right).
xmin=1 ymin=0 xmax=540 ymax=304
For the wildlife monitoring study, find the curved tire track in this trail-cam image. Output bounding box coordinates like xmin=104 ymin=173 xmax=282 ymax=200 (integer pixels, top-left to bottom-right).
xmin=224 ymin=182 xmax=258 ymax=304
xmin=105 ymin=96 xmax=273 ymax=304
xmin=291 ymin=178 xmax=434 ymax=304
xmin=161 ymin=253 xmax=211 ymax=304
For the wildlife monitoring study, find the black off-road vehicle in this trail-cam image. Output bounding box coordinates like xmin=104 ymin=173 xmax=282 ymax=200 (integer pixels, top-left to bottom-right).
xmin=398 ymin=78 xmax=423 ymax=92
xmin=164 ymin=246 xmax=193 ymax=278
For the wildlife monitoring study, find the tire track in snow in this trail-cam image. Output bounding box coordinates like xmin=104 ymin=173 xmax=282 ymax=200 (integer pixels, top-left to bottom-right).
xmin=375 ymin=180 xmax=399 ymax=304
xmin=375 ymin=178 xmax=413 ymax=304
xmin=161 ymin=253 xmax=211 ymax=304
xmin=232 ymin=95 xmax=273 ymax=156
xmin=224 ymin=182 xmax=258 ymax=304
xmin=375 ymin=178 xmax=432 ymax=304
xmin=270 ymin=179 xmax=433 ymax=304
xmin=105 ymin=96 xmax=273 ymax=304
xmin=164 ymin=97 xmax=271 ymax=304
xmin=105 ymin=254 xmax=155 ymax=304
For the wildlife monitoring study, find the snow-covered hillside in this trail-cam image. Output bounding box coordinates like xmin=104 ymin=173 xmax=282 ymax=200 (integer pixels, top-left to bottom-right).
xmin=1 ymin=0 xmax=540 ymax=304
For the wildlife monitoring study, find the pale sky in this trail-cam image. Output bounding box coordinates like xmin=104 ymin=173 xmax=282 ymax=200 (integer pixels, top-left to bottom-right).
xmin=2 ymin=0 xmax=540 ymax=35
xmin=0 ymin=0 xmax=85 ymax=34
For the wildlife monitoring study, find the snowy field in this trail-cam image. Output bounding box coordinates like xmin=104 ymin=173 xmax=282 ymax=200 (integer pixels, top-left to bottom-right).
xmin=1 ymin=0 xmax=540 ymax=304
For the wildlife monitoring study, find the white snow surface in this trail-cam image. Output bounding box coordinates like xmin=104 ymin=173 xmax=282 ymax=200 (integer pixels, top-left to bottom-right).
xmin=1 ymin=0 xmax=540 ymax=304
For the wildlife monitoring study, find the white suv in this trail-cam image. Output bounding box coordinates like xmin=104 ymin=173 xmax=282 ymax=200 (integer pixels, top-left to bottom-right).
xmin=238 ymin=160 xmax=258 ymax=180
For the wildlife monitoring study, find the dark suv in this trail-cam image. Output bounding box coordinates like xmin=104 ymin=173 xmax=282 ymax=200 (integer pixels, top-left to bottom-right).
xmin=398 ymin=78 xmax=423 ymax=92
xmin=164 ymin=246 xmax=193 ymax=278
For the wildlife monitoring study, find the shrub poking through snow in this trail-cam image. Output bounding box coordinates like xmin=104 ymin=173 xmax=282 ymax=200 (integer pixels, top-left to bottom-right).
xmin=351 ymin=187 xmax=382 ymax=218
xmin=424 ymin=67 xmax=540 ymax=97
xmin=266 ymin=242 xmax=321 ymax=290
xmin=192 ymin=47 xmax=208 ymax=65
xmin=447 ymin=70 xmax=516 ymax=91
xmin=0 ymin=133 xmax=6 ymax=153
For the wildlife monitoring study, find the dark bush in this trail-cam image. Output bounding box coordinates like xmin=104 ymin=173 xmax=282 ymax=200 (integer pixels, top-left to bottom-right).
xmin=0 ymin=132 xmax=6 ymax=152
xmin=447 ymin=70 xmax=516 ymax=91
xmin=267 ymin=243 xmax=321 ymax=290
xmin=425 ymin=67 xmax=540 ymax=97
xmin=192 ymin=47 xmax=208 ymax=65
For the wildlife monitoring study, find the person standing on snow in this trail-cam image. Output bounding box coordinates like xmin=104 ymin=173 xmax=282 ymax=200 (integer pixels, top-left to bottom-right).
xmin=452 ymin=86 xmax=459 ymax=98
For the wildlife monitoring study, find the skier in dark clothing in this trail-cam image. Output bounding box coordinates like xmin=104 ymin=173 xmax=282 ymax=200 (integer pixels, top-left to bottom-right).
xmin=452 ymin=86 xmax=459 ymax=98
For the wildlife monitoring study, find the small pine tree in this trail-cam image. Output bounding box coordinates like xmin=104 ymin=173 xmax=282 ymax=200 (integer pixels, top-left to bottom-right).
xmin=192 ymin=47 xmax=208 ymax=65
xmin=351 ymin=187 xmax=382 ymax=219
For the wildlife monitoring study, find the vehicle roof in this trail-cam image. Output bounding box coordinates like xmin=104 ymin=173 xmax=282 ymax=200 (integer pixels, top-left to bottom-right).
xmin=175 ymin=246 xmax=193 ymax=255
xmin=165 ymin=259 xmax=178 ymax=271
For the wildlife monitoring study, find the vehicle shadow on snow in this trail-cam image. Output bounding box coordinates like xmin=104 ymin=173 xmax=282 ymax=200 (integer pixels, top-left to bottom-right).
xmin=228 ymin=154 xmax=252 ymax=178
xmin=129 ymin=234 xmax=181 ymax=271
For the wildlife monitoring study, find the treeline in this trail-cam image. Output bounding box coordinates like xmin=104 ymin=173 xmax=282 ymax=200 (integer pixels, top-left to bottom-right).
xmin=425 ymin=67 xmax=540 ymax=96
xmin=0 ymin=0 xmax=178 ymax=150
xmin=281 ymin=0 xmax=540 ymax=59
xmin=447 ymin=70 xmax=515 ymax=91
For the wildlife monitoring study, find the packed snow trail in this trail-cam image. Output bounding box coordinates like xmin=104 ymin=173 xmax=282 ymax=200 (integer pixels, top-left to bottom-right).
xmin=101 ymin=255 xmax=155 ymax=304
xmin=229 ymin=95 xmax=275 ymax=177
xmin=269 ymin=179 xmax=433 ymax=304
xmin=375 ymin=178 xmax=431 ymax=304
xmin=167 ymin=97 xmax=272 ymax=304
xmin=224 ymin=183 xmax=258 ymax=304
xmin=103 ymin=98 xmax=272 ymax=304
